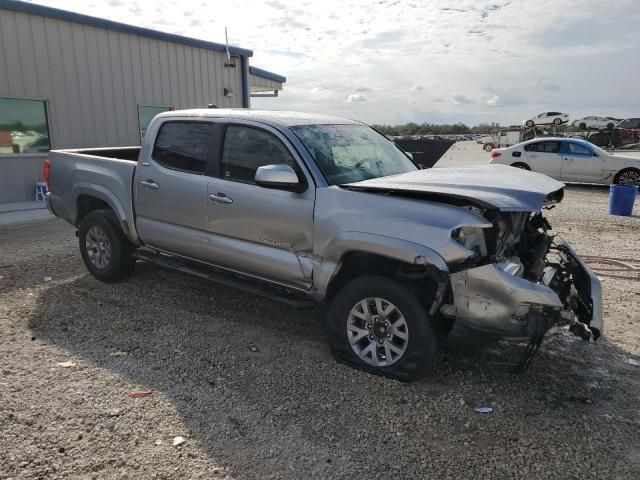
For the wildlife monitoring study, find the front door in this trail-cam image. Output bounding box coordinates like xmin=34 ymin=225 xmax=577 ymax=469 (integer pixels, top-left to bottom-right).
xmin=206 ymin=121 xmax=315 ymax=289
xmin=134 ymin=120 xmax=215 ymax=261
xmin=559 ymin=141 xmax=605 ymax=182
xmin=523 ymin=140 xmax=563 ymax=178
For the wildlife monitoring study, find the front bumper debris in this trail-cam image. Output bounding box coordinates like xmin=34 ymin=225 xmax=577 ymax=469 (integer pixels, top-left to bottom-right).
xmin=445 ymin=239 xmax=603 ymax=341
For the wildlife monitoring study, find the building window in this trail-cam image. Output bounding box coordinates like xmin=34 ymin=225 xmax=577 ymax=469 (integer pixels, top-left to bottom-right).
xmin=138 ymin=105 xmax=173 ymax=142
xmin=0 ymin=97 xmax=51 ymax=154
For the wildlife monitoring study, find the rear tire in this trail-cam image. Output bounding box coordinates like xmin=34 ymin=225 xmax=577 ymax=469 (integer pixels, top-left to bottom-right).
xmin=607 ymin=123 xmax=614 ymax=130
xmin=78 ymin=210 xmax=135 ymax=282
xmin=525 ymin=120 xmax=534 ymax=128
xmin=579 ymin=123 xmax=587 ymax=130
xmin=511 ymin=162 xmax=531 ymax=170
xmin=614 ymin=168 xmax=640 ymax=187
xmin=483 ymin=143 xmax=494 ymax=152
xmin=326 ymin=276 xmax=438 ymax=382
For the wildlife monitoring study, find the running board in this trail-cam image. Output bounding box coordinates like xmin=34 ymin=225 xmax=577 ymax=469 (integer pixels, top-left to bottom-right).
xmin=133 ymin=249 xmax=317 ymax=309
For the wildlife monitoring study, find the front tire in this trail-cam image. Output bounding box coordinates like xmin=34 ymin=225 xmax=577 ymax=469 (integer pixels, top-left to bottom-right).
xmin=525 ymin=120 xmax=534 ymax=128
xmin=79 ymin=210 xmax=135 ymax=282
xmin=553 ymin=118 xmax=562 ymax=125
xmin=579 ymin=123 xmax=587 ymax=130
xmin=326 ymin=276 xmax=437 ymax=382
xmin=614 ymin=168 xmax=640 ymax=187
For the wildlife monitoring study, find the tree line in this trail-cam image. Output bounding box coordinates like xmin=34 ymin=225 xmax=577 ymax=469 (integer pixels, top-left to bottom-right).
xmin=372 ymin=122 xmax=583 ymax=136
xmin=371 ymin=122 xmax=503 ymax=135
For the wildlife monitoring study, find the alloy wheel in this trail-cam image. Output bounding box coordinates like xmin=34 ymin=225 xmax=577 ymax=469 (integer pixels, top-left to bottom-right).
xmin=346 ymin=297 xmax=409 ymax=367
xmin=618 ymin=170 xmax=640 ymax=186
xmin=85 ymin=225 xmax=112 ymax=269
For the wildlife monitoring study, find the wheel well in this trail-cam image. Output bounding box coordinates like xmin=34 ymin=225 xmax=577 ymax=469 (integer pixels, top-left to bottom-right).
xmin=76 ymin=195 xmax=112 ymax=226
xmin=614 ymin=167 xmax=640 ymax=183
xmin=325 ymin=252 xmax=444 ymax=307
xmin=510 ymin=162 xmax=530 ymax=170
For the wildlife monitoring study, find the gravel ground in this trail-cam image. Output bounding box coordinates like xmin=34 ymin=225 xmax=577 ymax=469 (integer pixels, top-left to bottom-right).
xmin=1 ymin=185 xmax=639 ymax=479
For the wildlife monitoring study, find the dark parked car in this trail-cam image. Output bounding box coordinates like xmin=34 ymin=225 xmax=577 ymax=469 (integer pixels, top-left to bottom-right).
xmin=588 ymin=128 xmax=639 ymax=148
xmin=617 ymin=118 xmax=640 ymax=129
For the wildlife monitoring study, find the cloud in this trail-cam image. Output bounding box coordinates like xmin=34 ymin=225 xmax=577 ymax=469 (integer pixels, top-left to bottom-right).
xmin=451 ymin=94 xmax=475 ymax=105
xmin=347 ymin=94 xmax=368 ymax=103
xmin=484 ymin=93 xmax=524 ymax=107
xmin=35 ymin=0 xmax=640 ymax=125
xmin=127 ymin=2 xmax=141 ymax=14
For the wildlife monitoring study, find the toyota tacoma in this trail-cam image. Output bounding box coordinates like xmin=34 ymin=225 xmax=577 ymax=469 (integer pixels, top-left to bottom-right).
xmin=45 ymin=109 xmax=603 ymax=381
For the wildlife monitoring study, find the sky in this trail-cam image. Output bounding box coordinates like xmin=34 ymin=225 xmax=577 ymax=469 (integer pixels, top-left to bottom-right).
xmin=28 ymin=0 xmax=640 ymax=126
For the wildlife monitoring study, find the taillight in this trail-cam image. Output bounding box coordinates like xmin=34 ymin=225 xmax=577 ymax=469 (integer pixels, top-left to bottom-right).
xmin=490 ymin=151 xmax=502 ymax=158
xmin=43 ymin=159 xmax=51 ymax=190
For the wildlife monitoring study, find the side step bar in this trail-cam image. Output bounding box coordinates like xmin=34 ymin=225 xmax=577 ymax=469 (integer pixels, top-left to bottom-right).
xmin=133 ymin=248 xmax=317 ymax=309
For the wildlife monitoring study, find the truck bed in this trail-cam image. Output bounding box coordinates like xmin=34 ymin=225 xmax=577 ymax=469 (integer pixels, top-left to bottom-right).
xmin=58 ymin=146 xmax=141 ymax=162
xmin=47 ymin=146 xmax=140 ymax=243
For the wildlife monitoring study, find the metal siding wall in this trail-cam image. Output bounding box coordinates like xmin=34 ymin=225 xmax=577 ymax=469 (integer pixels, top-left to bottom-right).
xmin=0 ymin=155 xmax=46 ymax=204
xmin=0 ymin=8 xmax=242 ymax=148
xmin=0 ymin=8 xmax=244 ymax=202
xmin=249 ymin=74 xmax=282 ymax=91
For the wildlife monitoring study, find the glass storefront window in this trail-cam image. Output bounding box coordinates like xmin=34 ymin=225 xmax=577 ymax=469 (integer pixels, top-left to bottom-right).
xmin=138 ymin=105 xmax=173 ymax=142
xmin=0 ymin=97 xmax=51 ymax=154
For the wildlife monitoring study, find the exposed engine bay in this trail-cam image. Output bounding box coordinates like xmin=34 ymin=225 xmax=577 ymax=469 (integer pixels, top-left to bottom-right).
xmin=444 ymin=204 xmax=603 ymax=368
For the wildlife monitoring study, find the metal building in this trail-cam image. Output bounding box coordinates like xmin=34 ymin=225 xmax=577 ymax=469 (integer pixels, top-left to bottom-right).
xmin=0 ymin=0 xmax=285 ymax=204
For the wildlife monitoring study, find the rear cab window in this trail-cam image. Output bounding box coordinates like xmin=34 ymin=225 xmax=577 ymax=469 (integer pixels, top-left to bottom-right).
xmin=152 ymin=121 xmax=214 ymax=174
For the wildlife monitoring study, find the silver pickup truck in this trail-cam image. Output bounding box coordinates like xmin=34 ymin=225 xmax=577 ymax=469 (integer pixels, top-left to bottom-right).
xmin=46 ymin=109 xmax=603 ymax=381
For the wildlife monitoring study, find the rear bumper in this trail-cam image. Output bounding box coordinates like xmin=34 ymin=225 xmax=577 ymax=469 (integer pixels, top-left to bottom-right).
xmin=447 ymin=240 xmax=603 ymax=340
xmin=45 ymin=192 xmax=56 ymax=216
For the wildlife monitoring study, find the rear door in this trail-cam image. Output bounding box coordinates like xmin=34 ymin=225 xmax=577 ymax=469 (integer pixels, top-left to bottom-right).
xmin=205 ymin=121 xmax=315 ymax=289
xmin=134 ymin=120 xmax=215 ymax=261
xmin=522 ymin=140 xmax=562 ymax=178
xmin=559 ymin=141 xmax=605 ymax=182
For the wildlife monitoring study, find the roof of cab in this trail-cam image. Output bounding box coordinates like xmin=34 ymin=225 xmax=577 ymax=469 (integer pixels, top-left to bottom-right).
xmin=156 ymin=109 xmax=362 ymax=127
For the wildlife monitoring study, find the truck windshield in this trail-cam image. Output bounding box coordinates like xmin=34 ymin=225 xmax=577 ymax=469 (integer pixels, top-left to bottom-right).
xmin=291 ymin=124 xmax=417 ymax=185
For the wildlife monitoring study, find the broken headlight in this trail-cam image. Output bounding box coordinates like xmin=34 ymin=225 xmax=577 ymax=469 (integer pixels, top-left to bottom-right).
xmin=452 ymin=226 xmax=488 ymax=257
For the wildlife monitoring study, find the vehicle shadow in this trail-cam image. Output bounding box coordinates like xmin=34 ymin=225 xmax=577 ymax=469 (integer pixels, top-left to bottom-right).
xmin=27 ymin=263 xmax=640 ymax=478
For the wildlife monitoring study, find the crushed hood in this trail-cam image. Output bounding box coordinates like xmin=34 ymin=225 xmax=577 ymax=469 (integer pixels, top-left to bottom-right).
xmin=343 ymin=165 xmax=565 ymax=212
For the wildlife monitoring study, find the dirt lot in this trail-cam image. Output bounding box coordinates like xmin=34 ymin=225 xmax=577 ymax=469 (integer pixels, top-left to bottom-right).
xmin=1 ymin=185 xmax=639 ymax=479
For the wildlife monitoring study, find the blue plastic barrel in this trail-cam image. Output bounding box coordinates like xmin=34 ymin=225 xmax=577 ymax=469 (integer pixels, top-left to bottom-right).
xmin=608 ymin=184 xmax=637 ymax=216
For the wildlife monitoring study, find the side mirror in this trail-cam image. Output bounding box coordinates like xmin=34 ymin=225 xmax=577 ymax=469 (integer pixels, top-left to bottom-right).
xmin=255 ymin=164 xmax=303 ymax=192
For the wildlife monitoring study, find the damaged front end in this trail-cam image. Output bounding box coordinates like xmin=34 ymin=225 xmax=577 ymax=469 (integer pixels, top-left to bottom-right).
xmin=442 ymin=205 xmax=603 ymax=345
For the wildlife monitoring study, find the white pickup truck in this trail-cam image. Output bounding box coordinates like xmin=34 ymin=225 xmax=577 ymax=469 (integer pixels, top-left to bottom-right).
xmin=45 ymin=109 xmax=603 ymax=381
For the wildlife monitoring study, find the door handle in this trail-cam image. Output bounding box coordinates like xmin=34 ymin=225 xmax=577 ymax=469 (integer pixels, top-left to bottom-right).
xmin=209 ymin=193 xmax=233 ymax=204
xmin=140 ymin=179 xmax=159 ymax=190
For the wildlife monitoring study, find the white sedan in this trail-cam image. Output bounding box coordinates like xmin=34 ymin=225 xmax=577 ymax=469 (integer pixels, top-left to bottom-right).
xmin=489 ymin=137 xmax=640 ymax=185
xmin=572 ymin=116 xmax=617 ymax=130
xmin=523 ymin=112 xmax=569 ymax=128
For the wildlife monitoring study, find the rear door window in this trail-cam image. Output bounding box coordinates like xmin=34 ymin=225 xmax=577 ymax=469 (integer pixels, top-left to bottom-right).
xmin=152 ymin=122 xmax=214 ymax=174
xmin=524 ymin=141 xmax=560 ymax=153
